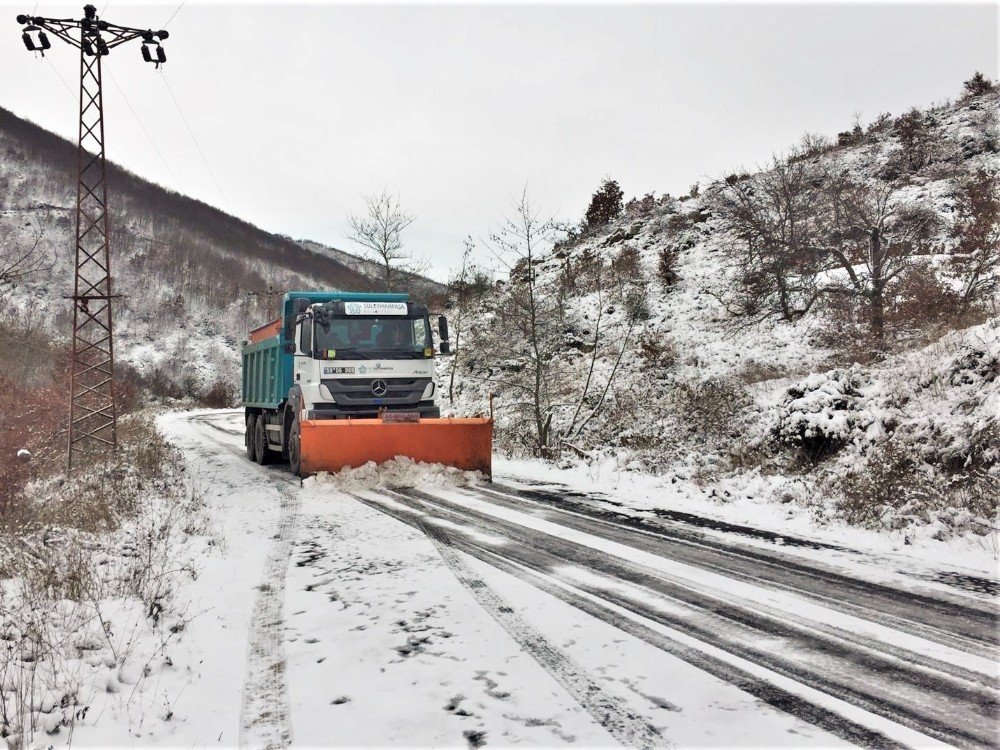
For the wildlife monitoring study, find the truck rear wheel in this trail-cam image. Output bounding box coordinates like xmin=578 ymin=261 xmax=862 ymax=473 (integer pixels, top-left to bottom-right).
xmin=288 ymin=416 xmax=304 ymax=477
xmin=245 ymin=414 xmax=258 ymax=462
xmin=254 ymin=416 xmax=274 ymax=465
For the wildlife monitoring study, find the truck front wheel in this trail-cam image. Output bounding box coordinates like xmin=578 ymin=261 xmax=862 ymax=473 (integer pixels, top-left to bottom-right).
xmin=245 ymin=414 xmax=258 ymax=462
xmin=288 ymin=416 xmax=304 ymax=477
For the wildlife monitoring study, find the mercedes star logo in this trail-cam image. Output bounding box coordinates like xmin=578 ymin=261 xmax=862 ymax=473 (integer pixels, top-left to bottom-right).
xmin=371 ymin=379 xmax=388 ymax=397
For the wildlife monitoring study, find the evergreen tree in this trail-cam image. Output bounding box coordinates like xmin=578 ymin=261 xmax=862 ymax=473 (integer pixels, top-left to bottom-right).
xmin=584 ymin=178 xmax=624 ymax=231
xmin=963 ymin=71 xmax=995 ymax=98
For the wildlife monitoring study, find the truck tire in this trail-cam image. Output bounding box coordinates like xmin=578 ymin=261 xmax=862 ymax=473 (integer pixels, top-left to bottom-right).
xmin=245 ymin=414 xmax=258 ymax=462
xmin=288 ymin=416 xmax=304 ymax=477
xmin=254 ymin=415 xmax=274 ymax=465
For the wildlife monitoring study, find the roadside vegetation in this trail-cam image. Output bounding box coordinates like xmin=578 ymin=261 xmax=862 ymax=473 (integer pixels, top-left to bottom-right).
xmin=444 ymin=74 xmax=999 ymax=540
xmin=0 ymin=282 xmax=207 ymax=745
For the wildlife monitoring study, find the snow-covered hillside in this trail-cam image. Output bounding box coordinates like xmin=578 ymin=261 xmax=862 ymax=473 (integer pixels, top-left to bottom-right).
xmin=443 ymin=90 xmax=999 ymax=540
xmin=0 ymin=107 xmax=411 ymax=399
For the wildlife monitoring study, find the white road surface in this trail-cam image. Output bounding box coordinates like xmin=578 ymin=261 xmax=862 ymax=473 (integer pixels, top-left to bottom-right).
xmin=68 ymin=409 xmax=997 ymax=749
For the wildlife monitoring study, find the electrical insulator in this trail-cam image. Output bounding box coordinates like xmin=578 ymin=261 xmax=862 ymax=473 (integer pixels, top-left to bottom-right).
xmin=157 ymin=30 xmax=169 ymax=40
xmin=83 ymin=38 xmax=94 ymax=56
xmin=141 ymin=44 xmax=151 ymax=62
xmin=16 ymin=14 xmax=29 ymax=24
xmin=38 ymin=31 xmax=50 ymax=50
xmin=96 ymin=37 xmax=109 ymax=55
xmin=21 ymin=31 xmax=35 ymax=50
xmin=156 ymin=45 xmax=166 ymax=64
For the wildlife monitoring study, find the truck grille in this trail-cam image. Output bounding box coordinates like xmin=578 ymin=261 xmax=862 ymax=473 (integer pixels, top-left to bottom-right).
xmin=322 ymin=377 xmax=430 ymax=407
xmin=330 ymin=378 xmax=419 ymax=387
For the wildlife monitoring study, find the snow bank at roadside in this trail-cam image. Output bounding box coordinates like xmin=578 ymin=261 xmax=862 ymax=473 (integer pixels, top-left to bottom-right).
xmin=307 ymin=457 xmax=485 ymax=492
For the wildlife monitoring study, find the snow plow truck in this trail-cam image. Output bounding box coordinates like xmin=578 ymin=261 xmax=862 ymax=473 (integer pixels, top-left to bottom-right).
xmin=241 ymin=291 xmax=492 ymax=477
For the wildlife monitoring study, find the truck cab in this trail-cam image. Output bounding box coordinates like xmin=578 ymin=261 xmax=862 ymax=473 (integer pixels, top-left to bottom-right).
xmin=241 ymin=291 xmax=453 ymax=473
xmin=291 ymin=297 xmax=444 ymax=420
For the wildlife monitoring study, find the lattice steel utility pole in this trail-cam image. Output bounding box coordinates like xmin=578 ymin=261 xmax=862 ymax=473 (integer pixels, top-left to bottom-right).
xmin=247 ymin=285 xmax=283 ymax=321
xmin=15 ymin=5 xmax=169 ymax=469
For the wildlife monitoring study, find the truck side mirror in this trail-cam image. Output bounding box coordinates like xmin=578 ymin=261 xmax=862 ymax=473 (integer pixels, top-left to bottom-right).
xmin=292 ymin=298 xmax=310 ymax=314
xmin=440 ymin=341 xmax=451 ymax=355
xmin=437 ymin=315 xmax=450 ymax=341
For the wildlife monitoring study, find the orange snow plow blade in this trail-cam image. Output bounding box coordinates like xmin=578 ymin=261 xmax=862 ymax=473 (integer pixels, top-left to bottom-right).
xmin=299 ymin=417 xmax=493 ymax=477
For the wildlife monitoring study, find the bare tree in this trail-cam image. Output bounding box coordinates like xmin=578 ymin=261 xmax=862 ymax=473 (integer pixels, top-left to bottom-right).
xmin=560 ymin=260 xmax=638 ymax=447
xmin=818 ymin=176 xmax=939 ymax=349
xmin=950 ymin=169 xmax=1000 ymax=305
xmin=714 ymin=158 xmax=824 ymax=323
xmin=481 ymin=188 xmax=562 ymax=455
xmin=447 ymin=236 xmax=475 ymax=404
xmin=0 ymin=226 xmax=49 ymax=294
xmin=346 ymin=189 xmax=419 ymax=291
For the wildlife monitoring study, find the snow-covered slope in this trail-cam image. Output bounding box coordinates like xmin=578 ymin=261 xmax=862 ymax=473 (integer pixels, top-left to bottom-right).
xmin=444 ymin=90 xmax=999 ymax=538
xmin=0 ymin=107 xmax=430 ymax=398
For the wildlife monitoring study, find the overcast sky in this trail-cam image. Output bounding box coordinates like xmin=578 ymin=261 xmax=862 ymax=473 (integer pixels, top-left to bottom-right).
xmin=2 ymin=1 xmax=997 ymax=281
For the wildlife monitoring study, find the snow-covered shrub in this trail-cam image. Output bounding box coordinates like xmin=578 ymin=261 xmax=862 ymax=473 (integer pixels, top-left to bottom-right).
xmin=899 ymin=345 xmax=1000 ymax=472
xmin=739 ymin=360 xmax=788 ymax=384
xmin=0 ymin=416 xmax=204 ymax=743
xmin=832 ymin=440 xmax=998 ymax=534
xmin=624 ymin=287 xmax=651 ymax=321
xmin=10 ymin=419 xmax=179 ymax=536
xmin=0 ymin=316 xmax=67 ymax=517
xmin=636 ymin=331 xmax=677 ymax=371
xmin=832 ymin=440 xmax=936 ymax=528
xmin=201 ymin=378 xmax=238 ymax=408
xmin=770 ymin=367 xmax=882 ymax=461
xmin=656 ymin=246 xmax=680 ymax=287
xmin=670 ymin=376 xmax=751 ymax=441
xmin=612 ymin=244 xmax=642 ymax=281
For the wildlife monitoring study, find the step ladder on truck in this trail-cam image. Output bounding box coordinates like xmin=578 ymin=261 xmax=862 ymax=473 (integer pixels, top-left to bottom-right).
xmin=241 ymin=291 xmax=493 ymax=478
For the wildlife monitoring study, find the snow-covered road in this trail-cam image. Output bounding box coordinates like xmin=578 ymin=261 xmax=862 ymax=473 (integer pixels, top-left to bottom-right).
xmin=151 ymin=409 xmax=998 ymax=749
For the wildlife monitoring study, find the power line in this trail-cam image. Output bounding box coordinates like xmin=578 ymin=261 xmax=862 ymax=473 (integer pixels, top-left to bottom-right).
xmin=106 ymin=67 xmax=183 ymax=192
xmin=159 ymin=70 xmax=232 ymax=212
xmin=162 ymin=2 xmax=186 ymax=29
xmin=45 ymin=54 xmax=74 ymax=98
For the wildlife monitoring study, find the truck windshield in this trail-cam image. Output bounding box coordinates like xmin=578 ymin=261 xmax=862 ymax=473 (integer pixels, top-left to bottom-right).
xmin=313 ymin=316 xmax=431 ymax=359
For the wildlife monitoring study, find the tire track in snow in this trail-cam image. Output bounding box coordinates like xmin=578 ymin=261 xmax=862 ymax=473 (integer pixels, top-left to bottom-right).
xmin=238 ymin=468 xmax=301 ymax=748
xmin=357 ymin=490 xmax=906 ymax=749
xmin=180 ymin=412 xmax=302 ymax=746
xmin=352 ymin=493 xmax=665 ymax=750
xmin=363 ymin=487 xmax=998 ymax=749
xmin=469 ymin=485 xmax=999 ymax=686
xmin=480 ymin=483 xmax=998 ymax=653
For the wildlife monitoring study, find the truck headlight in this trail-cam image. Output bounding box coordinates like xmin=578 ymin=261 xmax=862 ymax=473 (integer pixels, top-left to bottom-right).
xmin=421 ymin=382 xmax=435 ymax=400
xmin=319 ymin=383 xmax=333 ymax=400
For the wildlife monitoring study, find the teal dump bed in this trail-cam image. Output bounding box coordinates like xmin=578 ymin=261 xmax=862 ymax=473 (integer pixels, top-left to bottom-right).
xmin=241 ymin=290 xmax=410 ymax=410
xmin=242 ymin=336 xmax=287 ymax=409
